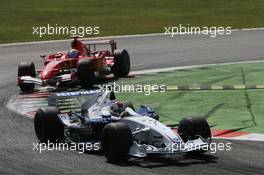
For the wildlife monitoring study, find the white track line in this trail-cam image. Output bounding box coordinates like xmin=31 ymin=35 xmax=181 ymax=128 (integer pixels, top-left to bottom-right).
xmin=231 ymin=133 xmax=264 ymax=142
xmin=0 ymin=33 xmax=163 ymax=47
xmin=233 ymin=27 xmax=264 ymax=31
xmin=1 ymin=27 xmax=264 ymax=47
xmin=213 ymin=133 xmax=264 ymax=142
xmin=132 ymin=59 xmax=264 ymax=75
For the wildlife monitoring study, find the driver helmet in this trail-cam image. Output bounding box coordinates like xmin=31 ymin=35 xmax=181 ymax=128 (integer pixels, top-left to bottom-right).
xmin=111 ymin=101 xmax=126 ymax=116
xmin=67 ymin=49 xmax=79 ymax=58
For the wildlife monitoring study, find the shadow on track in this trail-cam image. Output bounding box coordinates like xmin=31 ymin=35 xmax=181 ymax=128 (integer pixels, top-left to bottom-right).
xmin=105 ymin=153 xmax=218 ymax=168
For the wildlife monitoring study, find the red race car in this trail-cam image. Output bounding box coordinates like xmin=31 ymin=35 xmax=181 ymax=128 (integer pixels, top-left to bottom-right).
xmin=17 ymin=37 xmax=130 ymax=92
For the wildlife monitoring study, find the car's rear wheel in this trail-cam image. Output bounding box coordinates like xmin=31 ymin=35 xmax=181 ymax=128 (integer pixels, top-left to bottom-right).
xmin=112 ymin=49 xmax=130 ymax=77
xmin=101 ymin=122 xmax=133 ymax=162
xmin=77 ymin=59 xmax=95 ymax=88
xmin=178 ymin=117 xmax=211 ymax=154
xmin=34 ymin=107 xmax=64 ymax=143
xmin=18 ymin=61 xmax=36 ymax=92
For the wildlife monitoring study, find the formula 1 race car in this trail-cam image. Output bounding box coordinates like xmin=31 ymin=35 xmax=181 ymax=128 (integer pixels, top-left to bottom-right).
xmin=34 ymin=90 xmax=212 ymax=162
xmin=17 ymin=37 xmax=130 ymax=92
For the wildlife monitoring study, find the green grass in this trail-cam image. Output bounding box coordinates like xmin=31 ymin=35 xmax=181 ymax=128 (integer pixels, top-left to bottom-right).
xmin=114 ymin=61 xmax=264 ymax=133
xmin=1 ymin=0 xmax=264 ymax=43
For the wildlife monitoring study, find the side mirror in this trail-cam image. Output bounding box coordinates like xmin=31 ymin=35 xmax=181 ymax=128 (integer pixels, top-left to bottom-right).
xmin=40 ymin=54 xmax=46 ymax=61
xmin=110 ymin=91 xmax=116 ymax=100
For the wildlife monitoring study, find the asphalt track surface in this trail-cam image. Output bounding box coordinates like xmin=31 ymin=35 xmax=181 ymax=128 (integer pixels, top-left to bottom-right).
xmin=1 ymin=30 xmax=264 ymax=175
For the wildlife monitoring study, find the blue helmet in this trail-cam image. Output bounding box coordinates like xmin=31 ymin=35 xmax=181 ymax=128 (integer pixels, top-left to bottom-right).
xmin=68 ymin=49 xmax=79 ymax=58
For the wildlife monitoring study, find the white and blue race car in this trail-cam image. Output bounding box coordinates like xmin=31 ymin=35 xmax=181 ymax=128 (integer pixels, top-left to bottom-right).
xmin=34 ymin=90 xmax=211 ymax=162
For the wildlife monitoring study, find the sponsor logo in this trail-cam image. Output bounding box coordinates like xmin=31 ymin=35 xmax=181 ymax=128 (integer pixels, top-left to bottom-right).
xmin=55 ymin=90 xmax=102 ymax=97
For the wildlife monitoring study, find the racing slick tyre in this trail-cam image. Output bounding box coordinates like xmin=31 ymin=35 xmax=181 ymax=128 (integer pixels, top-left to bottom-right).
xmin=112 ymin=49 xmax=130 ymax=77
xmin=17 ymin=61 xmax=36 ymax=92
xmin=101 ymin=122 xmax=133 ymax=162
xmin=34 ymin=107 xmax=64 ymax=143
xmin=178 ymin=117 xmax=211 ymax=154
xmin=77 ymin=59 xmax=95 ymax=88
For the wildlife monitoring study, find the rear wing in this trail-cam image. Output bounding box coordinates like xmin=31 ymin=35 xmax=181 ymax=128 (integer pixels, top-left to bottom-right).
xmin=83 ymin=40 xmax=116 ymax=45
xmin=83 ymin=40 xmax=117 ymax=53
xmin=48 ymin=90 xmax=103 ymax=113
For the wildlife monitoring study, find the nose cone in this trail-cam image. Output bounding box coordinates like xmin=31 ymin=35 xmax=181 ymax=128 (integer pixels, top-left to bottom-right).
xmin=40 ymin=61 xmax=60 ymax=80
xmin=40 ymin=70 xmax=53 ymax=80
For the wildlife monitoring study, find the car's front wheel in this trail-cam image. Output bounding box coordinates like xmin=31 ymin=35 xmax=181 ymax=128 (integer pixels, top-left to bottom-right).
xmin=101 ymin=122 xmax=133 ymax=162
xmin=178 ymin=117 xmax=211 ymax=154
xmin=112 ymin=49 xmax=130 ymax=77
xmin=34 ymin=107 xmax=64 ymax=143
xmin=77 ymin=59 xmax=95 ymax=88
xmin=17 ymin=61 xmax=36 ymax=92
